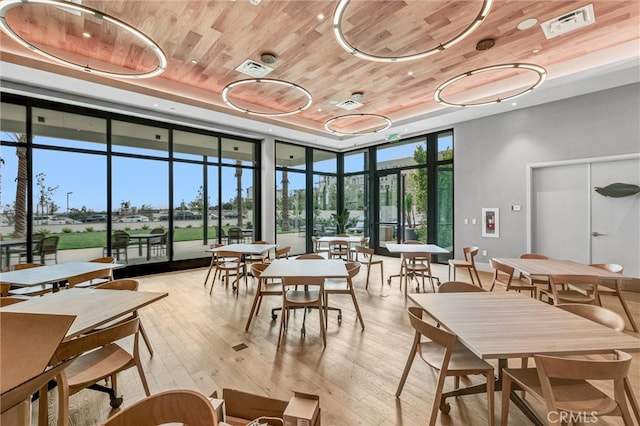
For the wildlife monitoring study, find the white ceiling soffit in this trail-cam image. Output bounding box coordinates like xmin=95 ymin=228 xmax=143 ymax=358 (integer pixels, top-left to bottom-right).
xmin=0 ymin=41 xmax=639 ymax=151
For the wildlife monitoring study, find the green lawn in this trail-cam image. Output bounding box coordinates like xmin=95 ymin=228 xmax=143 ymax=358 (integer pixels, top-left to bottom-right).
xmin=6 ymin=226 xmax=222 ymax=250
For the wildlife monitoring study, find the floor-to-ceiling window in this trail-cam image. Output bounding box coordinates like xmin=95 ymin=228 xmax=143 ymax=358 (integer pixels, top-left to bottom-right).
xmin=275 ymin=142 xmax=306 ymax=254
xmin=0 ymin=95 xmax=260 ymax=271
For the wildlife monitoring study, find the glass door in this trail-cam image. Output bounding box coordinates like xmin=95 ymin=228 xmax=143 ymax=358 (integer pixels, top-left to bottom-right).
xmin=376 ymin=171 xmax=399 ymax=255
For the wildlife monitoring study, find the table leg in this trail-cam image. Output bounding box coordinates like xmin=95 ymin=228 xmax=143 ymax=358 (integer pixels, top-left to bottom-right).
xmin=146 ymin=241 xmax=151 ymax=261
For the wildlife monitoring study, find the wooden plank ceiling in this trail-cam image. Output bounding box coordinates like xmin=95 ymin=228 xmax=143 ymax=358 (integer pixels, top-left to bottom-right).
xmin=1 ymin=0 xmax=638 ymax=136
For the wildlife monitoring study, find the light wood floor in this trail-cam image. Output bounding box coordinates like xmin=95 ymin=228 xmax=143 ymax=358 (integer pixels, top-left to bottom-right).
xmin=35 ymin=257 xmax=639 ymax=425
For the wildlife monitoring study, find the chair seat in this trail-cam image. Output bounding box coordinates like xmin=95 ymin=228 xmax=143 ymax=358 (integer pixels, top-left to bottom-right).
xmin=285 ymin=289 xmax=321 ymax=304
xmin=504 ymin=368 xmax=620 ymax=415
xmin=65 ymin=343 xmax=133 ymax=392
xmin=448 ymin=259 xmax=472 ymax=268
xmin=544 ymin=289 xmax=596 ymax=304
xmin=419 ymin=341 xmax=494 ymax=373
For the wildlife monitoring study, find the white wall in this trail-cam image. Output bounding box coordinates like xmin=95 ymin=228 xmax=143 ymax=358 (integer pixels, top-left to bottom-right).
xmin=452 ymin=82 xmax=640 ymax=267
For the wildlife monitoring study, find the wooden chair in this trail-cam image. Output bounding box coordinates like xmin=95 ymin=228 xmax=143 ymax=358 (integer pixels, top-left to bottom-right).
xmin=0 ymin=296 xmax=27 ymax=307
xmin=99 ymin=389 xmax=219 ymax=426
xmin=210 ymin=251 xmax=246 ymax=295
xmin=296 ymin=253 xmax=325 ymax=259
xmin=519 ymin=253 xmax=550 ymax=289
xmin=278 ymin=276 xmax=326 ymax=347
xmin=269 ymin=245 xmax=291 ymax=262
xmin=501 ymin=350 xmax=635 ymax=426
xmin=41 ymin=317 xmax=150 ymax=426
xmin=328 ymin=240 xmax=349 ymax=260
xmin=354 ymin=246 xmax=383 ymax=290
xmin=402 ymin=251 xmax=437 ymax=294
xmin=71 ymin=256 xmax=117 ymax=288
xmin=245 ymin=262 xmax=282 ymax=331
xmin=245 ymin=240 xmax=271 ymax=265
xmin=438 ymin=281 xmax=486 ymax=293
xmin=66 ymin=265 xmax=115 ymax=290
xmin=324 ymin=261 xmax=364 ymax=329
xmin=448 ymin=246 xmax=482 ymax=288
xmin=556 ymin=303 xmax=640 ymax=423
xmin=94 ymin=279 xmax=155 ymax=356
xmin=489 ymin=258 xmax=537 ymax=298
xmin=349 ymin=236 xmax=369 ymax=261
xmin=587 ymin=263 xmax=637 ymax=332
xmin=311 ymin=236 xmax=329 ymax=257
xmin=539 ymin=274 xmax=599 ymax=305
xmin=203 ymin=243 xmax=225 ymax=288
xmin=396 ymin=307 xmax=494 ymax=425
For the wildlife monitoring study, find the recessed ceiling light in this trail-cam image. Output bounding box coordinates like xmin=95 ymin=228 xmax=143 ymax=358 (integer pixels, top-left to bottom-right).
xmin=329 ymin=100 xmax=339 ymax=105
xmin=317 ymin=13 xmax=324 ymax=20
xmin=517 ymin=18 xmax=538 ymax=30
xmin=153 ymin=103 xmax=159 ymax=107
xmin=317 ymin=108 xmax=322 ymax=112
xmin=512 ymin=102 xmax=517 ymax=106
xmin=82 ymin=32 xmax=91 ymax=38
xmin=191 ymin=59 xmax=198 ymax=64
xmin=532 ymin=48 xmax=540 ymax=54
xmin=407 ymin=71 xmax=413 ymax=76
xmin=268 ymin=128 xmax=272 ymax=132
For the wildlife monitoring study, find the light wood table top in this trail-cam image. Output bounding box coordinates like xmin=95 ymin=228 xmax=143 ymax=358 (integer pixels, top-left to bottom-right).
xmin=409 ymin=291 xmax=640 ymax=360
xmin=206 ymin=243 xmax=277 ymax=254
xmin=1 ymin=287 xmax=168 ymax=339
xmin=1 ymin=311 xmax=75 ymax=394
xmin=494 ymin=258 xmax=623 ymax=278
xmin=260 ymin=259 xmax=348 ymax=279
xmin=0 ymin=261 xmax=125 ymax=287
xmin=386 ymin=243 xmax=449 ymax=254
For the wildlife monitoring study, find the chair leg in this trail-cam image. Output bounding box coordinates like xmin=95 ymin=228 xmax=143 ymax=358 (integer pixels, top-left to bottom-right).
xmin=485 ymin=370 xmax=495 ymax=426
xmin=203 ymin=262 xmax=216 ymax=287
xmin=396 ymin=334 xmax=419 ymax=397
xmin=625 ymin=376 xmax=640 ymax=424
xmin=277 ymin=306 xmax=286 ymax=347
xmin=38 ymin=384 xmax=49 ymax=426
xmin=350 ymin=289 xmax=365 ymax=330
xmin=245 ymin=286 xmax=262 ymax=331
xmin=138 ymin=320 xmax=154 ymax=356
xmin=318 ymin=303 xmax=326 ymax=347
xmin=365 ymin=265 xmax=371 ymax=290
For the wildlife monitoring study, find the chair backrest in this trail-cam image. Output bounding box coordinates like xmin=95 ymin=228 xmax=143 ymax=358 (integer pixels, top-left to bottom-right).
xmin=112 ymin=231 xmax=130 ymax=249
xmin=590 ymin=263 xmax=624 ymax=274
xmin=67 ymin=268 xmax=114 ymax=287
xmin=89 ymin=256 xmax=116 ymax=264
xmin=282 ymin=276 xmax=324 ymax=290
xmin=251 ymin=262 xmax=269 ymax=279
xmin=346 ymin=261 xmax=361 ymax=280
xmin=535 ymin=349 xmax=632 ymax=382
xmin=0 ymin=297 xmax=27 ymax=307
xmin=407 ymin=306 xmax=457 ymax=353
xmin=228 ymin=227 xmax=243 ymax=241
xmin=39 ymin=236 xmax=59 ymax=254
xmin=296 ymin=253 xmax=324 ymax=259
xmin=95 ymin=278 xmax=139 ymax=291
xmin=149 ymin=228 xmax=165 ymax=243
xmin=329 ymin=240 xmax=349 ymax=251
xmin=217 ymin=251 xmax=243 ymax=263
xmin=520 ymin=253 xmax=549 ymax=260
xmin=404 ymin=240 xmax=421 ymax=244
xmin=556 ymin=304 xmax=626 ymax=331
xmin=490 ymin=258 xmax=514 ymax=289
xmin=2 ymin=263 xmax=44 ymax=272
xmin=99 ymin=389 xmax=219 ymax=426
xmin=463 ymin=246 xmax=479 ymax=263
xmin=355 ymin=246 xmax=374 ymax=257
xmin=150 ymin=228 xmax=165 ymax=235
xmin=50 ymin=317 xmax=140 ymax=365
xmin=275 ymin=246 xmax=291 ymax=259
xmin=438 ymin=281 xmax=486 ymax=293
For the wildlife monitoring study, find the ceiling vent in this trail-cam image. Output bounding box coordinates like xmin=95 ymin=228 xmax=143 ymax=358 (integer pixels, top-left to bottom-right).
xmin=235 ymin=59 xmax=273 ymax=78
xmin=541 ymin=4 xmax=595 ymax=39
xmin=335 ymin=98 xmax=363 ymax=111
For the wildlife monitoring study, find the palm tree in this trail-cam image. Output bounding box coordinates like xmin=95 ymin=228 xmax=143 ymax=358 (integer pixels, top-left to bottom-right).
xmin=235 ymin=160 xmax=243 ymax=226
xmin=9 ymin=133 xmax=28 ymax=238
xmin=281 ymin=168 xmax=289 ymax=231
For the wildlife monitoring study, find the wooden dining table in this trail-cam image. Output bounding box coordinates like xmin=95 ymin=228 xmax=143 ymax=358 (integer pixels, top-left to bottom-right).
xmin=0 ymin=261 xmax=125 ymax=293
xmin=386 ymin=243 xmax=449 ymax=289
xmin=495 ymin=257 xmax=638 ymax=331
xmin=409 ymin=291 xmax=640 ymax=425
xmin=0 ymin=287 xmax=168 ymax=339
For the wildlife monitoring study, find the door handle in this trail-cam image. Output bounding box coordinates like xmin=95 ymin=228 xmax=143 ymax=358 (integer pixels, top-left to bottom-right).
xmin=592 ymin=232 xmax=604 ymax=237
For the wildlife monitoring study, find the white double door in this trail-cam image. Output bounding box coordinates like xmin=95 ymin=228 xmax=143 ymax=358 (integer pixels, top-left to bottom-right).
xmin=531 ymin=155 xmax=639 ymax=277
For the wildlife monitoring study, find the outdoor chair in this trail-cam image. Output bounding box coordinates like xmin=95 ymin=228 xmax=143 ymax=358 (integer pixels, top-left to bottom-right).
xmin=104 ymin=231 xmax=130 ymax=263
xmin=20 ymin=235 xmax=58 ymax=264
xmin=227 ymin=227 xmax=244 ymax=244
